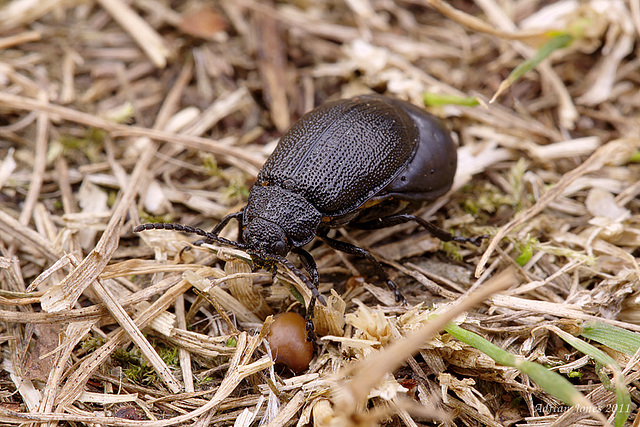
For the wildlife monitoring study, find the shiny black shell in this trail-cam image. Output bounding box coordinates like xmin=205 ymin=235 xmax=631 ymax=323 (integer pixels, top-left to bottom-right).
xmin=255 ymin=94 xmax=456 ymax=218
xmin=135 ymin=95 xmax=460 ymax=308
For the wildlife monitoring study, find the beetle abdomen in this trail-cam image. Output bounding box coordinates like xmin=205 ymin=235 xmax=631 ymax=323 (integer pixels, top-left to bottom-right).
xmin=380 ymin=98 xmax=457 ymax=201
xmin=257 ymin=95 xmax=419 ymax=216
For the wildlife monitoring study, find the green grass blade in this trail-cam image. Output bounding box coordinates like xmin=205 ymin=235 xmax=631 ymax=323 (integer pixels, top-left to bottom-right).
xmin=551 ymin=326 xmax=631 ymax=427
xmin=444 ymin=323 xmax=586 ymax=407
xmin=614 ymin=372 xmax=632 ymax=427
xmin=580 ymin=321 xmax=640 ymax=356
xmin=554 ymin=326 xmax=618 ymax=367
xmin=514 ymin=360 xmax=583 ymax=406
xmin=423 ymin=93 xmax=480 ymax=107
xmin=491 ymin=33 xmax=573 ymax=102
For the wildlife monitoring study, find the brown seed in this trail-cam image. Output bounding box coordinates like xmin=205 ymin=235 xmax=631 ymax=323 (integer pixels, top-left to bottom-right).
xmin=267 ymin=312 xmax=314 ymax=373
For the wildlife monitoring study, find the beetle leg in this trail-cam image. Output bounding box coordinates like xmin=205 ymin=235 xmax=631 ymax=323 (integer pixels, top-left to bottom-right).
xmin=352 ymin=214 xmax=486 ymax=246
xmin=236 ymin=213 xmax=245 ymax=243
xmin=291 ymin=247 xmax=321 ymax=340
xmin=291 ymin=247 xmax=320 ymax=291
xmin=211 ymin=210 xmax=242 ymax=236
xmin=303 ymin=295 xmax=317 ymax=341
xmin=318 ymin=231 xmax=406 ymax=304
xmin=274 ymin=255 xmax=326 ymax=306
xmin=189 ymin=211 xmax=243 ymax=246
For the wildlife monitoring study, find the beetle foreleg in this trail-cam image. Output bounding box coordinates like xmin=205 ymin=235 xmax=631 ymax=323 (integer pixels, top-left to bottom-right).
xmin=291 ymin=248 xmax=322 ymax=340
xmin=291 ymin=247 xmax=319 ymax=290
xmin=274 ymin=255 xmax=326 ymax=306
xmin=193 ymin=210 xmax=244 ymax=245
xmin=351 ymin=214 xmax=487 ymax=246
xmin=304 ymin=295 xmax=317 ymax=341
xmin=211 ymin=210 xmax=243 ymax=235
xmin=318 ymin=231 xmax=406 ymax=304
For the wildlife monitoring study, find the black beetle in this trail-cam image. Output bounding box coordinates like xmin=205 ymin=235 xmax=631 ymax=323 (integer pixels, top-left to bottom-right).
xmin=135 ymin=94 xmax=483 ymax=330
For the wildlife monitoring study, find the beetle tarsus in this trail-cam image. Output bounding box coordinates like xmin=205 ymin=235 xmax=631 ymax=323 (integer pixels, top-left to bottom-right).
xmin=292 ymin=247 xmax=320 ymax=289
xmin=451 ymin=234 xmax=488 ymax=247
xmin=292 ymin=247 xmax=327 ymax=304
xmin=387 ymin=281 xmax=408 ymax=305
xmin=178 ymin=245 xmax=192 ymax=259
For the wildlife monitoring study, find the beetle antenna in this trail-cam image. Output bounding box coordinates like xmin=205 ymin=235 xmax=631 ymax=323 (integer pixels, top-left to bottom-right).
xmin=274 ymin=255 xmax=326 ymax=305
xmin=133 ymin=223 xmax=248 ymax=250
xmin=134 ymin=223 xmax=325 ymax=305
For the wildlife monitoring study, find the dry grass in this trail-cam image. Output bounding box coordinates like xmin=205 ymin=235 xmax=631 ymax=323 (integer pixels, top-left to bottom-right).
xmin=1 ymin=0 xmax=640 ymax=425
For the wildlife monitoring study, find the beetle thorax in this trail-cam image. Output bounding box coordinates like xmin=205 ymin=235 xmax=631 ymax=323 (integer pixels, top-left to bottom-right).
xmin=243 ymin=186 xmax=322 ymax=255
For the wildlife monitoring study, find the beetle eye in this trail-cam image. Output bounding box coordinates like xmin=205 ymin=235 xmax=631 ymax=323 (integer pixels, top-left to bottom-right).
xmin=273 ymin=240 xmax=288 ymax=256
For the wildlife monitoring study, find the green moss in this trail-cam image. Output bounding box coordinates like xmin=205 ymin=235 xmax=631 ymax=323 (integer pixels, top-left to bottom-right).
xmin=442 ymin=240 xmax=463 ymax=262
xmin=507 ymin=158 xmax=529 ymax=211
xmin=138 ymin=210 xmax=174 ymax=225
xmin=224 ymin=180 xmax=250 ymax=204
xmin=58 ymin=128 xmax=106 ymax=163
xmin=628 ymin=151 xmax=640 ymax=163
xmin=566 ymin=370 xmax=583 ymax=379
xmin=201 ymin=154 xmax=220 ymax=176
xmin=462 ymin=183 xmax=513 ymax=215
xmin=159 ymin=346 xmax=179 ymax=367
xmin=113 ymin=342 xmax=179 ymax=387
xmin=80 ymin=336 xmax=107 ymax=350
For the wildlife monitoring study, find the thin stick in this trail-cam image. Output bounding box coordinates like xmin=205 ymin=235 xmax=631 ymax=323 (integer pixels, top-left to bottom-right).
xmin=0 ymin=92 xmax=263 ymax=168
xmin=96 ymin=0 xmax=171 ymax=68
xmin=17 ymin=92 xmax=48 ymax=226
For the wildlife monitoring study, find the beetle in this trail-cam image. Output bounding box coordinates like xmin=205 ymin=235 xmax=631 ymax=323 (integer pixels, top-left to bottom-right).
xmin=135 ymin=94 xmax=483 ymax=332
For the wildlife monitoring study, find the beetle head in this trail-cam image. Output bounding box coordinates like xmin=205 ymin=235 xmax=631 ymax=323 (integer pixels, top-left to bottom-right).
xmin=133 ymin=196 xmax=324 ymax=304
xmin=243 ymin=218 xmax=290 ymax=257
xmin=243 ymin=186 xmax=322 ymax=257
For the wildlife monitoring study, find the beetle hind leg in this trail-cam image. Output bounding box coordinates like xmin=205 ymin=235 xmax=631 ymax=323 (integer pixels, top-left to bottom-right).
xmin=352 ymin=214 xmax=487 ymax=246
xmin=318 ymin=231 xmax=407 ymax=304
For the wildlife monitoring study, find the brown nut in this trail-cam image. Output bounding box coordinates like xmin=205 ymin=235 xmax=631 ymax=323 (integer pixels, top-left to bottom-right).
xmin=267 ymin=312 xmax=314 ymax=373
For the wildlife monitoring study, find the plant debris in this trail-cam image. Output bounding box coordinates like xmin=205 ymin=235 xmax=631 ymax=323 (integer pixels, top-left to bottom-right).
xmin=1 ymin=0 xmax=640 ymax=425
